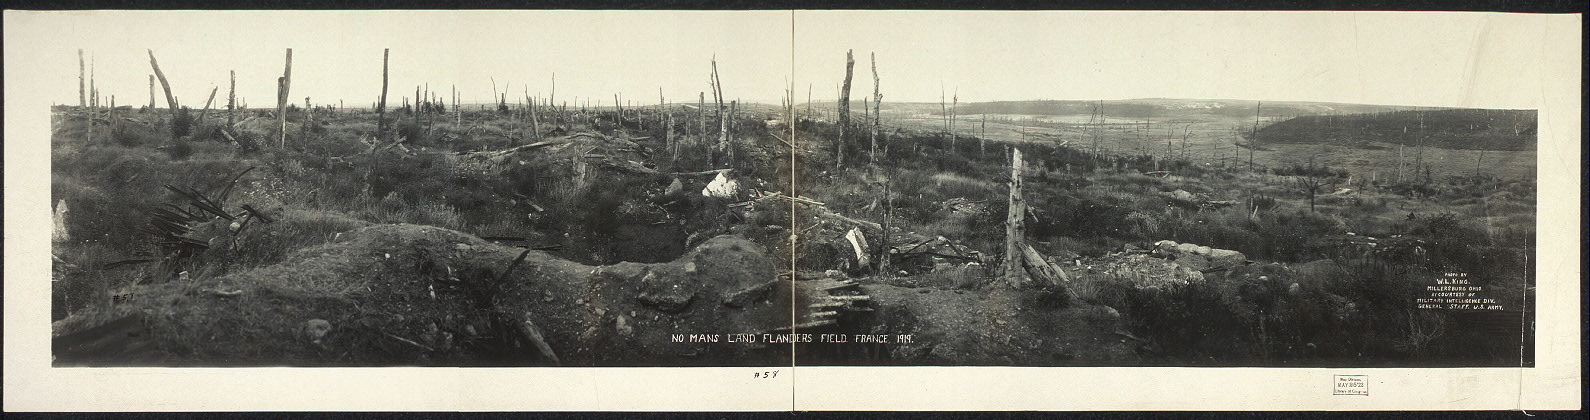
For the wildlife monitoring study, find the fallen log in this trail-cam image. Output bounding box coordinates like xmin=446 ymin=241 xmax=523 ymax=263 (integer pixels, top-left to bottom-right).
xmin=516 ymin=314 xmax=560 ymax=365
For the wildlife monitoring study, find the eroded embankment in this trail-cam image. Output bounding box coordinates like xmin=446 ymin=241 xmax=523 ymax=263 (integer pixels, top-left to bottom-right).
xmin=52 ymin=224 xmax=791 ymax=366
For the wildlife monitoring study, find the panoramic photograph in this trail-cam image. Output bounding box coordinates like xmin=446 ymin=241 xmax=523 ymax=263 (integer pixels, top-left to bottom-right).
xmin=46 ymin=11 xmax=1536 ymax=368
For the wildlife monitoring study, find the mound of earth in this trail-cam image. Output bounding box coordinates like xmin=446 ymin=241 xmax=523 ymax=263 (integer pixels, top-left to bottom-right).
xmin=52 ymin=223 xmax=790 ymax=366
xmin=800 ymin=284 xmax=1141 ymax=366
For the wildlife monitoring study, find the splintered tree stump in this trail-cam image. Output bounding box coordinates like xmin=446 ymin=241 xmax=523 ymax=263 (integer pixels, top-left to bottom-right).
xmin=1003 ymin=148 xmax=1025 ymax=288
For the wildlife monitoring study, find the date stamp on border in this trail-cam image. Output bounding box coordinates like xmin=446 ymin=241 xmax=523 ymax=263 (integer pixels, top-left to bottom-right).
xmin=1333 ymin=375 xmax=1369 ymax=396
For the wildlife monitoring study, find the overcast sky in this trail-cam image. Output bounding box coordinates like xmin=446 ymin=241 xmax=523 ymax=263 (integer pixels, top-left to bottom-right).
xmin=6 ymin=10 xmax=1567 ymax=109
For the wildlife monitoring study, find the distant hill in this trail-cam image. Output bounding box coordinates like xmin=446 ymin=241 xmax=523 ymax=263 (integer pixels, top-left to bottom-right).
xmin=948 ymin=99 xmax=1422 ymax=120
xmin=1253 ymin=109 xmax=1536 ymax=151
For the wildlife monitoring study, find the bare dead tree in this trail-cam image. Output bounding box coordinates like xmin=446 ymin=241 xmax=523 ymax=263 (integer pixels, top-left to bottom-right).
xmin=149 ymin=75 xmax=156 ymax=110
xmin=303 ymin=96 xmax=314 ymax=137
xmin=836 ymin=49 xmax=854 ymax=167
xmin=869 ymin=52 xmax=882 ymax=169
xmin=147 ymin=50 xmax=180 ymax=137
xmin=378 ymin=49 xmax=390 ymax=136
xmin=276 ymin=48 xmax=292 ymax=148
xmin=1003 ymin=147 xmax=1026 ymax=287
xmin=89 ymin=55 xmax=96 ymax=109
xmin=710 ymin=56 xmax=728 ymax=166
xmin=1299 ymin=154 xmax=1338 ymax=213
xmin=227 ymin=71 xmax=236 ymax=127
xmin=1250 ymin=100 xmax=1260 ymax=170
xmin=527 ymin=91 xmax=540 ymax=139
xmin=950 ymin=89 xmax=958 ymax=151
xmin=78 ymin=50 xmax=86 ymax=107
xmin=197 ymin=86 xmax=218 ymax=123
xmin=980 ymin=113 xmax=987 ymax=157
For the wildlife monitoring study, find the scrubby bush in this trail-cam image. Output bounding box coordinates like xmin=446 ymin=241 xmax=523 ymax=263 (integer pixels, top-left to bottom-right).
xmin=170 ymin=106 xmax=194 ymax=139
xmin=164 ymin=140 xmax=194 ymax=161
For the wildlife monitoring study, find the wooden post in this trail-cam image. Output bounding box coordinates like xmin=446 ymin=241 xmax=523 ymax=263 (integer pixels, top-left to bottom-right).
xmin=1003 ymin=147 xmax=1026 ymax=288
xmin=378 ymin=49 xmax=390 ymax=136
xmin=836 ymin=50 xmax=854 ymax=167
xmin=227 ymin=71 xmax=236 ymax=127
xmin=277 ymin=48 xmax=292 ymax=148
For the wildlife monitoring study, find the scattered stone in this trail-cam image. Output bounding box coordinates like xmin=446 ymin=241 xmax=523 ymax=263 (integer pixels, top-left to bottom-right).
xmin=637 ymin=290 xmax=695 ymax=313
xmin=575 ymin=298 xmax=585 ymax=305
xmin=665 ymin=177 xmax=684 ymax=196
xmin=722 ymin=279 xmax=778 ymax=308
xmin=594 ymin=308 xmax=606 ymax=317
xmin=302 ymin=319 xmax=332 ymax=343
xmin=702 ymin=171 xmax=739 ymax=198
xmin=615 ymin=315 xmax=634 ymax=337
xmin=824 ymin=269 xmax=842 ymax=278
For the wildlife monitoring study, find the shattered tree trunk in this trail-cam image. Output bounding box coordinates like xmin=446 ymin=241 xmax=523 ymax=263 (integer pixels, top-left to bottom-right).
xmin=980 ymin=114 xmax=987 ymax=157
xmin=304 ymin=97 xmax=313 ymax=136
xmin=378 ymin=49 xmax=390 ymax=137
xmin=711 ymin=58 xmax=728 ymax=166
xmin=78 ymin=50 xmax=86 ymax=107
xmin=227 ymin=71 xmax=236 ymax=127
xmin=149 ymin=75 xmax=156 ymax=110
xmin=277 ymin=48 xmax=292 ymax=148
xmin=950 ymin=90 xmax=957 ymax=150
xmin=1249 ymin=100 xmax=1259 ymax=170
xmin=1003 ymin=147 xmax=1026 ymax=287
xmin=147 ymin=50 xmax=179 ymax=116
xmin=869 ymin=52 xmax=882 ymax=170
xmin=527 ymin=93 xmax=540 ymax=139
xmin=836 ymin=50 xmax=854 ymax=167
xmin=197 ymin=87 xmax=218 ymax=123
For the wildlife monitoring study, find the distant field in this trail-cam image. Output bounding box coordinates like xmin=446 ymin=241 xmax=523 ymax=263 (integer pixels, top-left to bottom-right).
xmin=874 ymin=99 xmax=1537 ymax=182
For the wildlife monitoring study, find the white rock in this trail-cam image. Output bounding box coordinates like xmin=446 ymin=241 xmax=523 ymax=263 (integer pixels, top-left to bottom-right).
xmin=702 ymin=172 xmax=739 ymax=198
